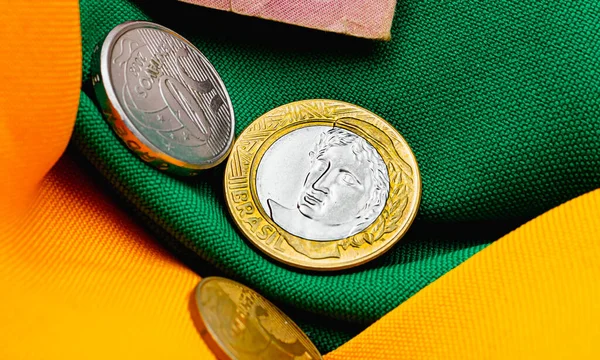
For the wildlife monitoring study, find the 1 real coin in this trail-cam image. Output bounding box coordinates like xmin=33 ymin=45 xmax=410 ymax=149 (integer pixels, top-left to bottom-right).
xmin=194 ymin=277 xmax=322 ymax=360
xmin=92 ymin=21 xmax=235 ymax=176
xmin=224 ymin=99 xmax=421 ymax=270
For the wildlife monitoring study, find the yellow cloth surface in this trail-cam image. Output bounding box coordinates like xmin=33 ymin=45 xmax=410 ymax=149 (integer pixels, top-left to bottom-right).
xmin=1 ymin=154 xmax=212 ymax=359
xmin=1 ymin=1 xmax=599 ymax=359
xmin=0 ymin=0 xmax=81 ymax=220
xmin=328 ymin=187 xmax=600 ymax=359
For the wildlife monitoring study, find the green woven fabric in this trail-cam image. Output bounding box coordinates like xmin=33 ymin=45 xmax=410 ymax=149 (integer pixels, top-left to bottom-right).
xmin=75 ymin=0 xmax=600 ymax=352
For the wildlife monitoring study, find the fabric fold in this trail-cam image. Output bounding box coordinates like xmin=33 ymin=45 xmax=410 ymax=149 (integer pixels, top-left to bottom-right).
xmin=74 ymin=4 xmax=600 ymax=348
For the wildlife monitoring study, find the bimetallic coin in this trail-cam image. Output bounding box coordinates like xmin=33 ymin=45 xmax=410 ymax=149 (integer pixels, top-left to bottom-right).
xmin=92 ymin=21 xmax=235 ymax=175
xmin=224 ymin=99 xmax=421 ymax=270
xmin=194 ymin=277 xmax=322 ymax=360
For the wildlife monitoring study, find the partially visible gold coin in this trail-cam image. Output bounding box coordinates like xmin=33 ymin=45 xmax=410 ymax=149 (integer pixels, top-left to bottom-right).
xmin=224 ymin=99 xmax=421 ymax=270
xmin=194 ymin=277 xmax=322 ymax=360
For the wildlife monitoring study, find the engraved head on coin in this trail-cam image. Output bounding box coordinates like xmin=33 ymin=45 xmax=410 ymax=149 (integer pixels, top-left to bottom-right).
xmin=92 ymin=21 xmax=234 ymax=175
xmin=263 ymin=127 xmax=390 ymax=241
xmin=195 ymin=277 xmax=322 ymax=360
xmin=225 ymin=100 xmax=421 ymax=270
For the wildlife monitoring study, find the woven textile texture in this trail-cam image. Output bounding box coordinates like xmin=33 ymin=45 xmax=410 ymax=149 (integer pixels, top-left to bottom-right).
xmin=1 ymin=153 xmax=212 ymax=360
xmin=328 ymin=188 xmax=600 ymax=359
xmin=75 ymin=0 xmax=600 ymax=351
xmin=2 ymin=151 xmax=598 ymax=359
xmin=0 ymin=0 xmax=80 ymax=220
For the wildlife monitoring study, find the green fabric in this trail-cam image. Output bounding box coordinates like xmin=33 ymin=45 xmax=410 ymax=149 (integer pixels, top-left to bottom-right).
xmin=75 ymin=0 xmax=600 ymax=352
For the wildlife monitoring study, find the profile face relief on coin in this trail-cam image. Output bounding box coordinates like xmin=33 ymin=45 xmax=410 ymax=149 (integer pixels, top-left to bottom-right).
xmin=195 ymin=277 xmax=323 ymax=360
xmin=224 ymin=99 xmax=421 ymax=270
xmin=258 ymin=126 xmax=390 ymax=241
xmin=92 ymin=21 xmax=235 ymax=175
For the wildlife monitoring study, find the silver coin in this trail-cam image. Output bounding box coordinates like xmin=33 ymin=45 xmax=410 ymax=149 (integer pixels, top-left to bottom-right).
xmin=92 ymin=21 xmax=235 ymax=175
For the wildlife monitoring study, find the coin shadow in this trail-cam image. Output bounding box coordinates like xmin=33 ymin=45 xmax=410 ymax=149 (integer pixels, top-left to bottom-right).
xmin=278 ymin=303 xmax=363 ymax=353
xmin=361 ymin=218 xmax=526 ymax=271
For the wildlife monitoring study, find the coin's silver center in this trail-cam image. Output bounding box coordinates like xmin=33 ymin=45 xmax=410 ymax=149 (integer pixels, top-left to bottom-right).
xmin=256 ymin=126 xmax=390 ymax=241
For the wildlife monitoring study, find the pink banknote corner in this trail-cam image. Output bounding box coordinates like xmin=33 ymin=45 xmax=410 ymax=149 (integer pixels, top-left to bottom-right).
xmin=180 ymin=0 xmax=397 ymax=40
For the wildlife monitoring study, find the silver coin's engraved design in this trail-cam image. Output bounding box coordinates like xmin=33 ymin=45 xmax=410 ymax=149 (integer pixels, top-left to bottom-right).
xmin=257 ymin=126 xmax=390 ymax=241
xmin=116 ymin=39 xmax=213 ymax=147
xmin=94 ymin=21 xmax=235 ymax=174
xmin=176 ymin=47 xmax=226 ymax=119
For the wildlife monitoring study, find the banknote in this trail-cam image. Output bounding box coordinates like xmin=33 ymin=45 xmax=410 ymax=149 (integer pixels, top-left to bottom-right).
xmin=180 ymin=0 xmax=396 ymax=40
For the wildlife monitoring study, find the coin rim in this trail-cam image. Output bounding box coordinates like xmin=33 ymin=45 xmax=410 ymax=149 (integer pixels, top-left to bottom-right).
xmin=224 ymin=99 xmax=422 ymax=271
xmin=194 ymin=277 xmax=323 ymax=360
xmin=96 ymin=21 xmax=235 ymax=172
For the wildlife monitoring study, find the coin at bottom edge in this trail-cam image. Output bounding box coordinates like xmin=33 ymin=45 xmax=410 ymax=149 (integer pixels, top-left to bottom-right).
xmin=194 ymin=277 xmax=323 ymax=360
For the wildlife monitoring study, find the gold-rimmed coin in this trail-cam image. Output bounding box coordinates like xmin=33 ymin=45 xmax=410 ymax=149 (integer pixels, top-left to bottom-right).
xmin=224 ymin=99 xmax=421 ymax=270
xmin=194 ymin=277 xmax=322 ymax=360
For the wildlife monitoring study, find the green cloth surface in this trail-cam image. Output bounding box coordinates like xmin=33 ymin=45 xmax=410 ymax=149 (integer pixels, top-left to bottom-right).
xmin=75 ymin=0 xmax=600 ymax=352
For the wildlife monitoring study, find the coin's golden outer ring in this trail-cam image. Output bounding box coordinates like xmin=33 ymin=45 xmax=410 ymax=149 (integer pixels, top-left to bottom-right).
xmin=194 ymin=277 xmax=322 ymax=360
xmin=224 ymin=99 xmax=421 ymax=271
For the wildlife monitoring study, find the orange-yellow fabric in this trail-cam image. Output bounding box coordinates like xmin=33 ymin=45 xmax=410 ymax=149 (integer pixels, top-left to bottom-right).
xmin=0 ymin=0 xmax=81 ymax=221
xmin=0 ymin=1 xmax=212 ymax=358
xmin=1 ymin=1 xmax=600 ymax=359
xmin=2 ymin=153 xmax=600 ymax=360
xmin=0 ymin=154 xmax=213 ymax=359
xmin=327 ymin=188 xmax=600 ymax=359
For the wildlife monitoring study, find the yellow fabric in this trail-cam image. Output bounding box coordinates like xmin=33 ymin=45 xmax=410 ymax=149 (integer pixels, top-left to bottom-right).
xmin=0 ymin=154 xmax=212 ymax=359
xmin=0 ymin=1 xmax=213 ymax=358
xmin=3 ymin=152 xmax=600 ymax=359
xmin=1 ymin=1 xmax=599 ymax=359
xmin=327 ymin=188 xmax=600 ymax=359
